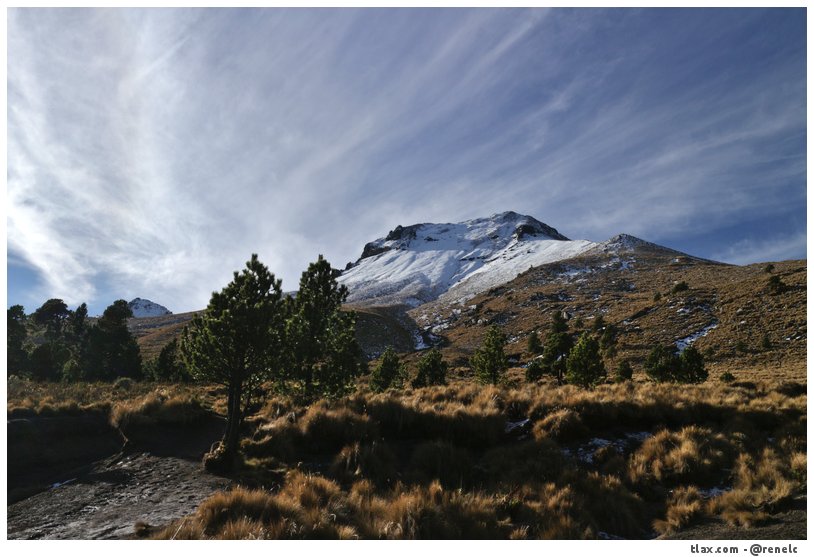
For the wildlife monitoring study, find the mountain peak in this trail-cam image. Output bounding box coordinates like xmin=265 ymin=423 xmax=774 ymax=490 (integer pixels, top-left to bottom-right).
xmin=340 ymin=212 xmax=594 ymax=306
xmin=128 ymin=298 xmax=172 ymax=318
xmin=357 ymin=212 xmax=569 ymax=263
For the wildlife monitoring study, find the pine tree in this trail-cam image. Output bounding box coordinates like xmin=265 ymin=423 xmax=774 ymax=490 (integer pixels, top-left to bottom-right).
xmin=412 ymin=347 xmax=448 ymax=388
xmin=541 ymin=312 xmax=572 ymax=384
xmin=525 ymin=358 xmax=545 ymax=382
xmin=644 ymin=344 xmax=680 ymax=383
xmin=526 ymin=331 xmax=542 ymax=355
xmin=615 ymin=359 xmax=633 ymax=382
xmin=768 ymin=275 xmax=786 ymax=295
xmin=471 ymin=325 xmax=508 ymax=385
xmin=85 ymin=300 xmax=142 ymax=380
xmin=672 ymin=281 xmax=689 ymax=294
xmin=7 ymin=305 xmax=29 ymax=376
xmin=29 ymin=299 xmax=72 ymax=380
xmin=644 ymin=344 xmax=707 ymax=384
xmin=565 ymin=333 xmax=606 ymax=388
xmin=180 ymin=254 xmax=286 ymax=470
xmin=677 ymin=346 xmax=708 ymax=384
xmin=32 ymin=298 xmax=70 ymax=340
xmin=283 ymin=255 xmax=365 ymax=399
xmin=153 ymin=338 xmax=190 ymax=382
xmin=599 ymin=323 xmax=618 ymax=363
xmin=370 ymin=346 xmax=406 ymax=392
xmin=30 ymin=342 xmax=69 ymax=381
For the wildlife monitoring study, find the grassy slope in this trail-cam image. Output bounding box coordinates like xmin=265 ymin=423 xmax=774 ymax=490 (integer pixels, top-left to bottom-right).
xmin=406 ymin=254 xmax=805 ymax=383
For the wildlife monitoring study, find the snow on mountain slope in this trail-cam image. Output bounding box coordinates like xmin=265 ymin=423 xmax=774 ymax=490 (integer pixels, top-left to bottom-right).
xmin=439 ymin=236 xmax=596 ymax=304
xmin=338 ymin=211 xmax=597 ymax=306
xmin=128 ymin=298 xmax=172 ymax=318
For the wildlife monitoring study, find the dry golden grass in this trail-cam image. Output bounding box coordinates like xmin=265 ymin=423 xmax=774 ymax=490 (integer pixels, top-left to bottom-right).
xmin=532 ymin=408 xmax=587 ymax=442
xmin=150 ymin=374 xmax=805 ymax=539
xmin=709 ymin=448 xmax=800 ymax=528
xmin=8 ymin=368 xmax=804 ymax=539
xmin=653 ymin=486 xmax=705 ymax=535
xmin=7 ymin=377 xmax=215 ymax=418
xmin=109 ymin=391 xmax=208 ymax=429
xmin=628 ymin=426 xmax=739 ymax=487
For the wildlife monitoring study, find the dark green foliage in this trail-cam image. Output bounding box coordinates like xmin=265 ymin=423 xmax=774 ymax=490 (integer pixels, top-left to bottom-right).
xmin=761 ymin=334 xmax=772 ymax=351
xmin=525 ymin=358 xmax=545 ymax=382
xmin=181 ymin=254 xmax=286 ymax=466
xmin=550 ymin=311 xmax=568 ymax=334
xmin=676 ymin=346 xmax=708 ymax=384
xmin=64 ymin=303 xmax=91 ymax=375
xmin=572 ymin=316 xmax=584 ymax=330
xmin=734 ymin=340 xmax=748 ymax=354
xmin=148 ymin=338 xmax=191 ymax=382
xmin=645 ymin=344 xmax=707 ymax=384
xmin=565 ymin=333 xmax=606 ymax=388
xmin=30 ymin=342 xmax=70 ymax=381
xmin=67 ymin=303 xmax=88 ymax=340
xmin=764 ymin=263 xmax=775 ymax=274
xmin=653 ymin=292 xmax=662 ymax=302
xmin=767 ymin=275 xmax=786 ymax=295
xmin=85 ymin=300 xmax=142 ymax=380
xmin=592 ymin=314 xmax=605 ymax=332
xmin=671 ymin=281 xmax=689 ymax=294
xmin=644 ymin=345 xmax=681 ymax=383
xmin=7 ymin=305 xmax=29 ymax=375
xmin=541 ymin=313 xmax=572 ymax=384
xmin=526 ymin=331 xmax=542 ymax=355
xmin=370 ymin=347 xmax=406 ymax=392
xmin=62 ymin=358 xmax=83 ymax=382
xmin=720 ymin=371 xmax=735 ymax=383
xmin=615 ymin=359 xmax=633 ymax=382
xmin=32 ymin=298 xmax=70 ymax=339
xmin=283 ymin=255 xmax=365 ymax=399
xmin=470 ymin=325 xmax=508 ymax=385
xmin=412 ymin=347 xmax=448 ymax=388
xmin=599 ymin=323 xmax=618 ymax=362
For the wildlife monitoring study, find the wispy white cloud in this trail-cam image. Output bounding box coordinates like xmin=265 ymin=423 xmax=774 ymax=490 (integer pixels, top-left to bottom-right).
xmin=712 ymin=231 xmax=808 ymax=266
xmin=7 ymin=8 xmax=806 ymax=313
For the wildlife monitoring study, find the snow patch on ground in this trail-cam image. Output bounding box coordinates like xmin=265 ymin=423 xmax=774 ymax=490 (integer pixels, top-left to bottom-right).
xmin=562 ymin=432 xmax=653 ymax=464
xmin=675 ymin=322 xmax=718 ymax=353
xmin=697 ymin=486 xmax=732 ymax=499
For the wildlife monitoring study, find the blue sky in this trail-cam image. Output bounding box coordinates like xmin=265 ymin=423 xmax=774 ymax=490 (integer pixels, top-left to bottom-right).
xmin=7 ymin=8 xmax=806 ymax=315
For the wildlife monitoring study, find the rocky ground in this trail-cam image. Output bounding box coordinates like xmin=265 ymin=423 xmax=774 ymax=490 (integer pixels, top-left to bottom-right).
xmin=7 ymin=412 xmax=232 ymax=540
xmin=7 ymin=451 xmax=231 ymax=539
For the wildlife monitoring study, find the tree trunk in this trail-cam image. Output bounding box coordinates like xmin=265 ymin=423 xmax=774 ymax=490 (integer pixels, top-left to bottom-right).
xmin=224 ymin=382 xmax=243 ymax=460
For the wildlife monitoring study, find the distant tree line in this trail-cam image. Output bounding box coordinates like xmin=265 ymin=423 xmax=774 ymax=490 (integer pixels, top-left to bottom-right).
xmin=7 ymin=299 xmax=141 ymax=382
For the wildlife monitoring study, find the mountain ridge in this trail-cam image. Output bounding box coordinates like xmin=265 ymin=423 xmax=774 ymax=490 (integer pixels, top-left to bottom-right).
xmin=337 ymin=211 xmax=710 ymax=308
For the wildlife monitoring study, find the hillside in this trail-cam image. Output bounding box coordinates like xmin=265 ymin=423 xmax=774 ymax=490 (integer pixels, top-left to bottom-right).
xmin=128 ymin=312 xmax=198 ymax=361
xmin=406 ymin=246 xmax=806 ymax=383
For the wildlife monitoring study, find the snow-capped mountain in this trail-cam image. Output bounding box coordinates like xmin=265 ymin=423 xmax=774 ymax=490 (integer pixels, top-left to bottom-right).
xmin=128 ymin=298 xmax=172 ymax=318
xmin=338 ymin=211 xmax=598 ymax=306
